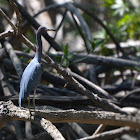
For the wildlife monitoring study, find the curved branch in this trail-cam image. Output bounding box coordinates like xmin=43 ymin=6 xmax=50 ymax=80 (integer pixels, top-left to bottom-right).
xmin=53 ymin=9 xmax=67 ymax=39
xmin=9 ymin=0 xmax=22 ymax=35
xmin=71 ymin=12 xmax=88 ymax=51
xmin=64 ymin=3 xmax=92 ymax=51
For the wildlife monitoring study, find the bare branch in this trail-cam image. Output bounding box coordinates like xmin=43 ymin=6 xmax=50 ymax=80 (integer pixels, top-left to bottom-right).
xmin=9 ymin=0 xmax=22 ymax=35
xmin=0 ymin=66 xmax=23 ymax=139
xmin=4 ymin=42 xmax=23 ymax=78
xmin=71 ymin=12 xmax=88 ymax=51
xmin=25 ymin=121 xmax=33 ymax=139
xmin=53 ymin=9 xmax=67 ymax=39
xmin=0 ymin=8 xmax=17 ymax=34
xmin=64 ymin=3 xmax=92 ymax=51
xmin=68 ymin=123 xmax=89 ymax=138
xmin=49 ymin=52 xmax=140 ymax=69
xmin=36 ymin=109 xmax=140 ymax=128
xmin=0 ymin=30 xmax=14 ymax=39
xmin=0 ymin=66 xmax=12 ymax=96
xmin=0 ymin=8 xmax=23 ymax=78
xmin=78 ymin=127 xmax=134 ymax=140
xmin=93 ymin=124 xmax=106 ymax=135
xmin=1 ymin=101 xmax=140 ymax=129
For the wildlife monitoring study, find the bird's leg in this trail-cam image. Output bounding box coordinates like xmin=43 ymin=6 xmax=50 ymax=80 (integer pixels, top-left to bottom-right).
xmin=33 ymin=90 xmax=36 ymax=112
xmin=28 ymin=96 xmax=31 ymax=119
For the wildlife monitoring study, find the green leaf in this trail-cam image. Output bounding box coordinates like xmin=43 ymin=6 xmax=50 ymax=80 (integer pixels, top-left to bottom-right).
xmin=95 ymin=39 xmax=105 ymax=47
xmin=55 ymin=55 xmax=62 ymax=62
xmin=72 ymin=56 xmax=88 ymax=64
xmin=89 ymin=40 xmax=96 ymax=51
xmin=25 ymin=48 xmax=30 ymax=53
xmin=88 ymin=39 xmax=105 ymax=53
xmin=61 ymin=58 xmax=69 ymax=67
xmin=100 ymin=46 xmax=113 ymax=56
xmin=67 ymin=52 xmax=74 ymax=60
xmin=62 ymin=43 xmax=69 ymax=57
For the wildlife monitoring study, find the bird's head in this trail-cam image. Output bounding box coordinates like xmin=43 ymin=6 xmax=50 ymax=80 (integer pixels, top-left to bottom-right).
xmin=38 ymin=26 xmax=55 ymax=33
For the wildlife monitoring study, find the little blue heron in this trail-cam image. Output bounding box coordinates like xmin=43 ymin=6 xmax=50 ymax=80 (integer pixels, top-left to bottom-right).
xmin=19 ymin=26 xmax=55 ymax=111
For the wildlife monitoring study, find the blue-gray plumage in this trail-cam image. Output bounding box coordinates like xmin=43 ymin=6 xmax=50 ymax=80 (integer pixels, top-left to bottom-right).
xmin=19 ymin=26 xmax=55 ymax=107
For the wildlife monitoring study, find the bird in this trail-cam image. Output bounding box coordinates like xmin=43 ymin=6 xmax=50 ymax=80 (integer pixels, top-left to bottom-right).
xmin=19 ymin=26 xmax=55 ymax=111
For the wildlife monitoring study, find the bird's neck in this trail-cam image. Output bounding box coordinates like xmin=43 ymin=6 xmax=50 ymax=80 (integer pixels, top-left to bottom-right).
xmin=35 ymin=32 xmax=42 ymax=62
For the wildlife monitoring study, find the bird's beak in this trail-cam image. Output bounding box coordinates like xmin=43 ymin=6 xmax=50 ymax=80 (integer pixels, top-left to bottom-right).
xmin=46 ymin=29 xmax=56 ymax=31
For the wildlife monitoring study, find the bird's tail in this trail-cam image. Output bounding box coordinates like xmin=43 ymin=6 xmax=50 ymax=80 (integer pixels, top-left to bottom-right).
xmin=19 ymin=97 xmax=21 ymax=107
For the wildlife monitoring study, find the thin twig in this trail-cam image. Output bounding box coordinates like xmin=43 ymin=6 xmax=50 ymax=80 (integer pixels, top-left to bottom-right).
xmin=33 ymin=3 xmax=62 ymax=18
xmin=120 ymin=88 xmax=140 ymax=102
xmin=78 ymin=127 xmax=134 ymax=140
xmin=71 ymin=12 xmax=88 ymax=52
xmin=0 ymin=30 xmax=14 ymax=39
xmin=9 ymin=0 xmax=22 ymax=35
xmin=68 ymin=70 xmax=116 ymax=101
xmin=0 ymin=8 xmax=17 ymax=34
xmin=53 ymin=9 xmax=67 ymax=39
xmin=64 ymin=3 xmax=92 ymax=51
xmin=93 ymin=124 xmax=106 ymax=135
xmin=48 ymin=9 xmax=67 ymax=51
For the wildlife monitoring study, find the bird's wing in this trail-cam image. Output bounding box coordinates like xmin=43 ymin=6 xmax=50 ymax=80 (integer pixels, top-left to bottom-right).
xmin=19 ymin=60 xmax=42 ymax=100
